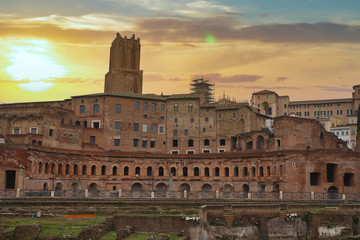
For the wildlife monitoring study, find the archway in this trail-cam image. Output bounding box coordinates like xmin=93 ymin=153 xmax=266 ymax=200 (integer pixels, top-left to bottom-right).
xmin=155 ymin=183 xmax=167 ymax=197
xmin=327 ymin=186 xmax=339 ymax=199
xmin=201 ymin=184 xmax=213 ymax=198
xmin=179 ymin=183 xmax=191 ymax=192
xmin=89 ymin=183 xmax=99 ymax=197
xmin=131 ymin=183 xmax=143 ymax=197
xmin=258 ymin=182 xmax=265 ymax=198
xmin=242 ymin=184 xmax=249 ymax=198
xmin=55 ymin=182 xmax=63 ymax=196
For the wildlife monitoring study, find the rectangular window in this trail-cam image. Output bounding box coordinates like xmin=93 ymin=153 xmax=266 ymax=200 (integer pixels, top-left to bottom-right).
xmin=284 ymin=104 xmax=287 ymax=108
xmin=173 ymin=139 xmax=178 ymax=147
xmin=142 ymin=140 xmax=147 ymax=148
xmin=184 ymin=129 xmax=188 ymax=135
xmin=310 ymin=172 xmax=320 ymax=186
xmin=49 ymin=129 xmax=54 ymax=137
xmin=92 ymin=121 xmax=100 ymax=128
xmin=135 ymin=102 xmax=139 ymax=110
xmin=114 ymin=138 xmax=120 ymax=146
xmin=80 ymin=105 xmax=85 ymax=113
xmin=134 ymin=123 xmax=139 ymax=132
xmin=219 ymin=113 xmax=222 ymax=119
xmin=133 ymin=139 xmax=139 ymax=147
xmin=347 ymin=109 xmax=353 ymax=115
xmin=328 ymin=110 xmax=333 ymax=115
xmin=142 ymin=124 xmax=148 ymax=132
xmin=174 ymin=129 xmax=178 ymax=136
xmin=171 ymin=150 xmax=179 ymax=154
xmin=203 ymin=128 xmax=206 ymax=132
xmin=143 ymin=102 xmax=148 ymax=110
xmin=30 ymin=127 xmax=37 ymax=134
xmin=158 ymin=125 xmax=164 ymax=134
xmin=202 ymin=149 xmax=211 ymax=153
xmin=13 ymin=128 xmax=20 ymax=134
xmin=151 ymin=124 xmax=156 ymax=133
xmin=90 ymin=136 xmax=95 ymax=143
xmin=115 ymin=104 xmax=121 ymax=113
xmin=305 ymin=112 xmax=310 ymax=116
xmin=174 ymin=105 xmax=178 ymax=112
xmin=151 ymin=103 xmax=156 ymax=111
xmin=115 ymin=121 xmax=121 ymax=130
xmin=186 ymin=150 xmax=195 ymax=154
xmin=337 ymin=110 xmax=343 ymax=115
xmin=161 ymin=104 xmax=165 ymax=111
xmin=150 ymin=140 xmax=155 ymax=148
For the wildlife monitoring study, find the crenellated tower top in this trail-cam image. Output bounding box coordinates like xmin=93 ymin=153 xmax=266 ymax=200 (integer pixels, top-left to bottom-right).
xmin=104 ymin=33 xmax=143 ymax=93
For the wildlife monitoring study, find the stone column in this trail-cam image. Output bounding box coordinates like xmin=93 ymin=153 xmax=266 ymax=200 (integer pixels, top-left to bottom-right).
xmin=184 ymin=190 xmax=188 ymax=199
xmin=18 ymin=167 xmax=25 ymax=190
xmin=279 ymin=191 xmax=283 ymax=199
xmin=151 ymin=191 xmax=155 ymax=198
xmin=118 ymin=189 xmax=122 ymax=198
xmin=85 ymin=189 xmax=89 ymax=198
xmin=248 ymin=192 xmax=252 ymax=199
xmin=216 ymin=190 xmax=220 ymax=198
xmin=311 ymin=192 xmax=314 ymax=200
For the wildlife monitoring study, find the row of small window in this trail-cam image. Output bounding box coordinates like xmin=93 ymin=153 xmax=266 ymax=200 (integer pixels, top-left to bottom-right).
xmin=289 ymin=103 xmax=343 ymax=109
xmin=133 ymin=123 xmax=164 ymax=134
xmin=257 ymin=95 xmax=270 ymax=100
xmin=173 ymin=104 xmax=193 ymax=112
xmin=173 ymin=127 xmax=209 ymax=135
xmin=172 ymin=139 xmax=226 ymax=147
xmin=13 ymin=127 xmax=38 ymax=135
xmin=333 ymin=131 xmax=351 ymax=136
xmin=135 ymin=102 xmax=165 ymax=111
xmin=36 ymin=163 xmax=284 ymax=178
xmin=291 ymin=110 xmax=348 ymax=117
xmin=80 ymin=102 xmax=165 ymax=114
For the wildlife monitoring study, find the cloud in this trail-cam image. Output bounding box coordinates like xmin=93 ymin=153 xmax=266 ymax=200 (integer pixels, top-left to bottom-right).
xmin=313 ymin=85 xmax=353 ymax=92
xmin=191 ymin=73 xmax=263 ymax=83
xmin=237 ymin=22 xmax=360 ymax=43
xmin=18 ymin=81 xmax=55 ymax=92
xmin=243 ymin=85 xmax=300 ymax=90
xmin=144 ymin=73 xmax=165 ymax=82
xmin=276 ymin=76 xmax=288 ymax=82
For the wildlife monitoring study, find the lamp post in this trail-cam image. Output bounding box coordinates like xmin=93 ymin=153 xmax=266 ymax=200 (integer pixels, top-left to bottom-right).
xmin=152 ymin=170 xmax=154 ymax=192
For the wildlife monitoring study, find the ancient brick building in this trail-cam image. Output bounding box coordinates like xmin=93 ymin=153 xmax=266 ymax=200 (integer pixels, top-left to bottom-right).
xmin=0 ymin=33 xmax=359 ymax=198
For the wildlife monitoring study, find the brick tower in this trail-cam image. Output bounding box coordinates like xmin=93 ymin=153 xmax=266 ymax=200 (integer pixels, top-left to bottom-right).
xmin=104 ymin=33 xmax=143 ymax=93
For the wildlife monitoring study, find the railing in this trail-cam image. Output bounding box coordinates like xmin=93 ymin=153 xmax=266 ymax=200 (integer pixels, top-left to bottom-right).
xmin=0 ymin=189 xmax=356 ymax=201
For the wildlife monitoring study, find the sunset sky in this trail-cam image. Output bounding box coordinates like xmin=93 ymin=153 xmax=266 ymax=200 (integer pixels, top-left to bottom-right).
xmin=0 ymin=0 xmax=360 ymax=103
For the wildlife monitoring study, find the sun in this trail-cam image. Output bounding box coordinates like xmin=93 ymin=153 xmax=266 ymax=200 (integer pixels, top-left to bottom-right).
xmin=5 ymin=40 xmax=68 ymax=92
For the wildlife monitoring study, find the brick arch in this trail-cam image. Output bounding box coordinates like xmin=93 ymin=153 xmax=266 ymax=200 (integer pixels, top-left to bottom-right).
xmin=201 ymin=183 xmax=212 ymax=192
xmin=179 ymin=183 xmax=191 ymax=192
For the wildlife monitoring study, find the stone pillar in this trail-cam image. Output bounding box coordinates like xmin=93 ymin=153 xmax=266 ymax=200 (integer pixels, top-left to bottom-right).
xmin=151 ymin=191 xmax=155 ymax=198
xmin=248 ymin=192 xmax=252 ymax=199
xmin=311 ymin=192 xmax=314 ymax=200
xmin=184 ymin=190 xmax=188 ymax=199
xmin=279 ymin=191 xmax=283 ymax=199
xmin=118 ymin=190 xmax=122 ymax=198
xmin=51 ymin=191 xmax=55 ymax=198
xmin=199 ymin=205 xmax=208 ymax=226
xmin=18 ymin=167 xmax=25 ymax=190
xmin=342 ymin=193 xmax=346 ymax=200
xmin=85 ymin=189 xmax=89 ymax=198
xmin=16 ymin=189 xmax=21 ymax=197
xmin=216 ymin=190 xmax=220 ymax=198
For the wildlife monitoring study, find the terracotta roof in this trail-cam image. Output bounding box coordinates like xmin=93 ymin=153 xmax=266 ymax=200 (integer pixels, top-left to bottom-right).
xmin=72 ymin=92 xmax=167 ymax=101
xmin=289 ymin=98 xmax=353 ymax=105
xmin=252 ymin=90 xmax=277 ymax=95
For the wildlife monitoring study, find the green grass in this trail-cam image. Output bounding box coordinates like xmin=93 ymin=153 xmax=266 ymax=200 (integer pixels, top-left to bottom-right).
xmin=0 ymin=214 xmax=110 ymax=237
xmin=125 ymin=233 xmax=182 ymax=240
xmin=99 ymin=230 xmax=117 ymax=240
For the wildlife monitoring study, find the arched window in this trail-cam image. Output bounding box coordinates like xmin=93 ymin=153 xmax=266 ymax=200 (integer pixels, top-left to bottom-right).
xmin=51 ymin=163 xmax=55 ymax=174
xmin=82 ymin=165 xmax=87 ymax=175
xmin=124 ymin=166 xmax=129 ymax=176
xmin=74 ymin=164 xmax=79 ymax=175
xmin=243 ymin=167 xmax=248 ymax=176
xmin=204 ymin=139 xmax=210 ymax=146
xmin=194 ymin=167 xmax=199 ymax=176
xmin=65 ymin=164 xmax=70 ymax=174
xmin=251 ymin=166 xmax=256 ymax=177
xmin=188 ymin=139 xmax=194 ymax=147
xmin=38 ymin=162 xmax=42 ymax=173
xmin=225 ymin=167 xmax=229 ymax=177
xmin=204 ymin=167 xmax=210 ymax=177
xmin=58 ymin=164 xmax=63 ymax=174
xmin=188 ymin=104 xmax=193 ymax=112
xmin=171 ymin=167 xmax=176 ymax=176
xmin=183 ymin=167 xmax=188 ymax=177
xmin=234 ymin=167 xmax=239 ymax=177
xmin=147 ymin=167 xmax=152 ymax=176
xmin=91 ymin=165 xmax=96 ymax=175
xmin=101 ymin=165 xmax=106 ymax=175
xmin=260 ymin=166 xmax=264 ymax=177
xmin=135 ymin=166 xmax=141 ymax=175
xmin=93 ymin=104 xmax=100 ymax=113
xmin=80 ymin=105 xmax=85 ymax=113
xmin=45 ymin=163 xmax=49 ymax=174
xmin=112 ymin=166 xmax=117 ymax=175
xmin=159 ymin=167 xmax=164 ymax=176
xmin=215 ymin=167 xmax=220 ymax=177
xmin=267 ymin=166 xmax=271 ymax=176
